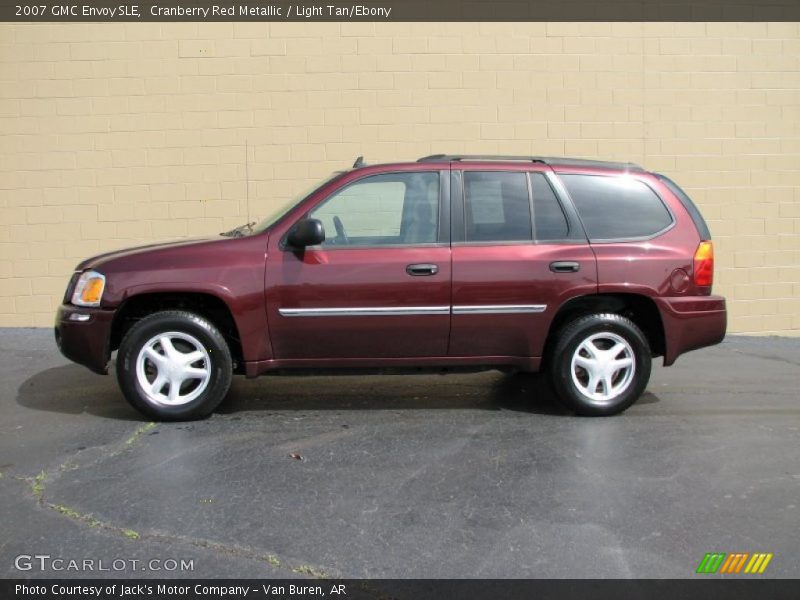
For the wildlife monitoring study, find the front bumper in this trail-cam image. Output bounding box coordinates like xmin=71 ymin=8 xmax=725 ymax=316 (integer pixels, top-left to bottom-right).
xmin=656 ymin=295 xmax=727 ymax=366
xmin=54 ymin=304 xmax=115 ymax=374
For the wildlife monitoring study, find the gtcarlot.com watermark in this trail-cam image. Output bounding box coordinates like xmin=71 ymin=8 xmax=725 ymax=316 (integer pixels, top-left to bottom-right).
xmin=14 ymin=554 xmax=194 ymax=572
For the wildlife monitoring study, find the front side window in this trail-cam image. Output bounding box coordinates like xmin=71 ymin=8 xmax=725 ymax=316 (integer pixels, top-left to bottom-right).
xmin=464 ymin=171 xmax=532 ymax=242
xmin=560 ymin=174 xmax=673 ymax=241
xmin=310 ymin=172 xmax=440 ymax=247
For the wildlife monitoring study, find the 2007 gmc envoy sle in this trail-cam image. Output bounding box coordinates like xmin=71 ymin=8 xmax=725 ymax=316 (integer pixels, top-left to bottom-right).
xmin=55 ymin=155 xmax=727 ymax=420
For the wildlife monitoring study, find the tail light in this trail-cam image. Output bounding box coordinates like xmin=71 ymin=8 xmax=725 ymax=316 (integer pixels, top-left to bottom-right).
xmin=693 ymin=241 xmax=714 ymax=287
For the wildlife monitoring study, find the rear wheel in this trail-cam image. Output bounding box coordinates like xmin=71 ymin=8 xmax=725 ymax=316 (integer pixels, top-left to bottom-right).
xmin=548 ymin=313 xmax=651 ymax=416
xmin=116 ymin=311 xmax=232 ymax=421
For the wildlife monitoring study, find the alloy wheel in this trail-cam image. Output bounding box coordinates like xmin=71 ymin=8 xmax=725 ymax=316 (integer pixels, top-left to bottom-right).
xmin=135 ymin=331 xmax=211 ymax=406
xmin=570 ymin=331 xmax=636 ymax=405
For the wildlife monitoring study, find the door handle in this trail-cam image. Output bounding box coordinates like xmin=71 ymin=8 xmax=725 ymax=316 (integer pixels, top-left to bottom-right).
xmin=549 ymin=261 xmax=580 ymax=273
xmin=406 ymin=263 xmax=439 ymax=276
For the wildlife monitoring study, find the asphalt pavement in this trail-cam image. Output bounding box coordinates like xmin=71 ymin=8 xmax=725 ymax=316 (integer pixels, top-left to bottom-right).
xmin=1 ymin=329 xmax=798 ymax=579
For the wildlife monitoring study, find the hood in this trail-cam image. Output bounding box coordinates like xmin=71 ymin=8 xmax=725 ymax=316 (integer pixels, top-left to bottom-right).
xmin=76 ymin=236 xmax=221 ymax=271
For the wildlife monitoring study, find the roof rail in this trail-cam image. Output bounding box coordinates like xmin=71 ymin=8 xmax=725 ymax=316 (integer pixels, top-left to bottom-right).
xmin=418 ymin=154 xmax=546 ymax=163
xmin=417 ymin=154 xmax=644 ymax=171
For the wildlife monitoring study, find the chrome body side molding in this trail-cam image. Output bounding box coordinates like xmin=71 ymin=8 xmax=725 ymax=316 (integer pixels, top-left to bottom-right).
xmin=279 ymin=305 xmax=547 ymax=317
xmin=278 ymin=306 xmax=451 ymax=317
xmin=452 ymin=304 xmax=547 ymax=315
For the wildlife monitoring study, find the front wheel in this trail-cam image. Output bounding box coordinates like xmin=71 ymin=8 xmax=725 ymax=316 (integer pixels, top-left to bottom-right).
xmin=548 ymin=313 xmax=651 ymax=416
xmin=116 ymin=311 xmax=233 ymax=421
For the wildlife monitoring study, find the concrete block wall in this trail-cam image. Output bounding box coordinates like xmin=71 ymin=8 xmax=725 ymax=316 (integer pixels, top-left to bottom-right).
xmin=0 ymin=22 xmax=798 ymax=333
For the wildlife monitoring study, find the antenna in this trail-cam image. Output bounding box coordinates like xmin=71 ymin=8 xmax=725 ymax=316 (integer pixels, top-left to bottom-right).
xmin=353 ymin=156 xmax=365 ymax=168
xmin=245 ymin=138 xmax=251 ymax=224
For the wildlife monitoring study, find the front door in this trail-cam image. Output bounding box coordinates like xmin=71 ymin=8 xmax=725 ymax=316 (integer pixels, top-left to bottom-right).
xmin=266 ymin=170 xmax=451 ymax=360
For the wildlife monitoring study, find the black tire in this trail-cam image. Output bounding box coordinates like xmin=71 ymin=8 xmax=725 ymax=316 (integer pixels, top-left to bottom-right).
xmin=548 ymin=313 xmax=651 ymax=416
xmin=116 ymin=310 xmax=232 ymax=421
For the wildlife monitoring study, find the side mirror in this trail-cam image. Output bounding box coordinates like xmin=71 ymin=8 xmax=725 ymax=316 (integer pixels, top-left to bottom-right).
xmin=287 ymin=218 xmax=325 ymax=249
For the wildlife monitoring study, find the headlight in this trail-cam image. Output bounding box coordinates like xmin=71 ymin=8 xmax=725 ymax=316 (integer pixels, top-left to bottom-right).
xmin=71 ymin=271 xmax=106 ymax=307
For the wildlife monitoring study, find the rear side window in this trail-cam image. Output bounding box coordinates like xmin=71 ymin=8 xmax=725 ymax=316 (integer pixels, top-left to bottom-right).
xmin=531 ymin=173 xmax=569 ymax=241
xmin=464 ymin=171 xmax=532 ymax=242
xmin=560 ymin=174 xmax=673 ymax=241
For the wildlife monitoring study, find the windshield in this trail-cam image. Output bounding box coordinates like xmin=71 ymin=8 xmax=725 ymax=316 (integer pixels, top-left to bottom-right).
xmin=250 ymin=171 xmax=345 ymax=234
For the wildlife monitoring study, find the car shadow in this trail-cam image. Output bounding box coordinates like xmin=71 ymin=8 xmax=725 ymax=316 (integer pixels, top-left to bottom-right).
xmin=219 ymin=369 xmax=576 ymax=415
xmin=17 ymin=364 xmax=589 ymax=420
xmin=15 ymin=363 xmax=143 ymax=421
xmin=219 ymin=370 xmax=661 ymax=416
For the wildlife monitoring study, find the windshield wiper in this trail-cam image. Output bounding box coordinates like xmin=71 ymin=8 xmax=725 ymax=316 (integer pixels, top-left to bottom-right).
xmin=220 ymin=222 xmax=255 ymax=238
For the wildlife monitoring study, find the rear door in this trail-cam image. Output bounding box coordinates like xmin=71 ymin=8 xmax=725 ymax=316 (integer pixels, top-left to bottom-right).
xmin=266 ymin=169 xmax=452 ymax=360
xmin=449 ymin=166 xmax=597 ymax=359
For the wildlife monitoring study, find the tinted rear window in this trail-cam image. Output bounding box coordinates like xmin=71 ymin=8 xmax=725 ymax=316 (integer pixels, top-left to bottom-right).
xmin=560 ymin=174 xmax=673 ymax=240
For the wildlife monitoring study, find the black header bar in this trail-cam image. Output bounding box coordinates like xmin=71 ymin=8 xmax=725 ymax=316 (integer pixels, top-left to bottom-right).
xmin=2 ymin=0 xmax=800 ymax=22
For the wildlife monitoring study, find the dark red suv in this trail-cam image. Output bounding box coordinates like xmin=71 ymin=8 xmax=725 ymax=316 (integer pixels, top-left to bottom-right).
xmin=55 ymin=155 xmax=726 ymax=420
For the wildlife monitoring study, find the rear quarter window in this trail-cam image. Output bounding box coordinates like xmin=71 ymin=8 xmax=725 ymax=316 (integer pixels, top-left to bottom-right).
xmin=560 ymin=174 xmax=673 ymax=241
